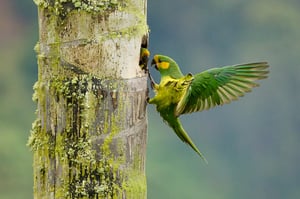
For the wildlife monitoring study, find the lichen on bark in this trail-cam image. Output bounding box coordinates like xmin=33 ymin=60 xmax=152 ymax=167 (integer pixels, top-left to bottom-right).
xmin=34 ymin=0 xmax=123 ymax=17
xmin=29 ymin=71 xmax=148 ymax=198
xmin=29 ymin=0 xmax=148 ymax=198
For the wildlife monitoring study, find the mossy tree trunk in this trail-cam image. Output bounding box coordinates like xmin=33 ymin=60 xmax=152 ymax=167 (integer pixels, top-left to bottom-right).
xmin=28 ymin=0 xmax=148 ymax=198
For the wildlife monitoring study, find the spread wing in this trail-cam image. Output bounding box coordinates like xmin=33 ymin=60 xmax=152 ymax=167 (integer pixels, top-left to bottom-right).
xmin=175 ymin=62 xmax=269 ymax=116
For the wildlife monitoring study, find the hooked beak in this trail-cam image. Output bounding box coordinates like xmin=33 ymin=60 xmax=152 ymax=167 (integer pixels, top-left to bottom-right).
xmin=151 ymin=59 xmax=158 ymax=70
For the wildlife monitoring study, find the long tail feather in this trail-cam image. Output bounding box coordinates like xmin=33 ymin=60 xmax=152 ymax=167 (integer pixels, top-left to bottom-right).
xmin=169 ymin=117 xmax=208 ymax=163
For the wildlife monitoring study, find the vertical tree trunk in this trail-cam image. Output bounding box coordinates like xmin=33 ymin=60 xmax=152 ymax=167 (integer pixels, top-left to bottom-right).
xmin=28 ymin=0 xmax=148 ymax=198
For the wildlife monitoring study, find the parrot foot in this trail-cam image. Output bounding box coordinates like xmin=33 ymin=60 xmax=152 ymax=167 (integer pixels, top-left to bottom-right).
xmin=148 ymin=73 xmax=157 ymax=89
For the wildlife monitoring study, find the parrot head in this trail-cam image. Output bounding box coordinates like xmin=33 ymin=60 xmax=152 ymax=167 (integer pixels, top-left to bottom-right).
xmin=139 ymin=48 xmax=150 ymax=71
xmin=151 ymin=55 xmax=184 ymax=78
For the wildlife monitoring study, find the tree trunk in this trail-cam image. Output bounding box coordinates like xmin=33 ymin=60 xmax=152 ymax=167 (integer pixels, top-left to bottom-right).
xmin=28 ymin=0 xmax=148 ymax=198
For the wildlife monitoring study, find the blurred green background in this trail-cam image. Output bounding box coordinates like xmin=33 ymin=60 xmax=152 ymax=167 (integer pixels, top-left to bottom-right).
xmin=1 ymin=0 xmax=299 ymax=198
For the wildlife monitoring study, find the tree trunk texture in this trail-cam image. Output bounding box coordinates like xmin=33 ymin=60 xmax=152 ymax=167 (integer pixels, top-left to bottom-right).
xmin=28 ymin=0 xmax=148 ymax=198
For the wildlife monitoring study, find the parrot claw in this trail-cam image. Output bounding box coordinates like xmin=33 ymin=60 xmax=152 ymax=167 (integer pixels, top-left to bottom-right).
xmin=148 ymin=73 xmax=157 ymax=90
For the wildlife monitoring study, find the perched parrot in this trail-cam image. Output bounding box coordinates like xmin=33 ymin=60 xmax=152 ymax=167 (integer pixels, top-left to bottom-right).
xmin=148 ymin=55 xmax=269 ymax=162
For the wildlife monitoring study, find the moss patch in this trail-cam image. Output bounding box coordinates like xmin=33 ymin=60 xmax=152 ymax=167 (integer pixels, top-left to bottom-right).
xmin=34 ymin=0 xmax=125 ymax=18
xmin=30 ymin=0 xmax=148 ymax=198
xmin=29 ymin=75 xmax=146 ymax=198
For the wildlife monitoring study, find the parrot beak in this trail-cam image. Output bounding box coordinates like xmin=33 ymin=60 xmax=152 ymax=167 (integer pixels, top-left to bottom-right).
xmin=151 ymin=59 xmax=158 ymax=70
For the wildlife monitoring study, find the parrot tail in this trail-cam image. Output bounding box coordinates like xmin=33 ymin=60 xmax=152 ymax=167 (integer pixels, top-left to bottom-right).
xmin=165 ymin=114 xmax=208 ymax=163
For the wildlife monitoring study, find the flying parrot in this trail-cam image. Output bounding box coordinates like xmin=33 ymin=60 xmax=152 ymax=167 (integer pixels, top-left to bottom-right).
xmin=148 ymin=55 xmax=269 ymax=162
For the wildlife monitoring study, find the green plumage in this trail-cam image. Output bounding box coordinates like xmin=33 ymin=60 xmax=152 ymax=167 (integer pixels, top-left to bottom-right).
xmin=148 ymin=55 xmax=269 ymax=162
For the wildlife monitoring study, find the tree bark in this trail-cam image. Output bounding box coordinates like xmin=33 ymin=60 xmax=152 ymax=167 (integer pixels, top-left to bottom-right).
xmin=28 ymin=0 xmax=148 ymax=198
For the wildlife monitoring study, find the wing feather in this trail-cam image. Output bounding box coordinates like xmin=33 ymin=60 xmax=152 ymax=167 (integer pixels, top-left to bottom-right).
xmin=175 ymin=62 xmax=269 ymax=116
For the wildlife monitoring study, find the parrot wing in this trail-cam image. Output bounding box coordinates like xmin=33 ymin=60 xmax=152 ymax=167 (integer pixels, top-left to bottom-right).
xmin=175 ymin=62 xmax=269 ymax=116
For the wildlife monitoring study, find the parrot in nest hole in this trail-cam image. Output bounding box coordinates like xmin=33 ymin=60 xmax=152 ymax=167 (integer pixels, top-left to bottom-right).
xmin=139 ymin=48 xmax=150 ymax=71
xmin=139 ymin=48 xmax=156 ymax=87
xmin=148 ymin=54 xmax=269 ymax=163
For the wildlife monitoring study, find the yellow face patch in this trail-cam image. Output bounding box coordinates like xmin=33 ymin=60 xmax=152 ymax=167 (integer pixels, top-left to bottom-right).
xmin=153 ymin=55 xmax=159 ymax=63
xmin=158 ymin=61 xmax=170 ymax=69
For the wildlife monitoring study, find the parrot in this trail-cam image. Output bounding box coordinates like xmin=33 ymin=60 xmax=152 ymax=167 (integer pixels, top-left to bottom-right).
xmin=148 ymin=54 xmax=269 ymax=162
xmin=139 ymin=47 xmax=150 ymax=71
xmin=139 ymin=47 xmax=156 ymax=88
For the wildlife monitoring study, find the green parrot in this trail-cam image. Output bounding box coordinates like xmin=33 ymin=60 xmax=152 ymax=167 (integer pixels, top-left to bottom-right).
xmin=148 ymin=55 xmax=269 ymax=162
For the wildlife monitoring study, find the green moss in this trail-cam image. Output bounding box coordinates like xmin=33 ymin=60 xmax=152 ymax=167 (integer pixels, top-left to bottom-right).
xmin=29 ymin=74 xmax=146 ymax=198
xmin=27 ymin=118 xmax=42 ymax=150
xmin=123 ymin=169 xmax=146 ymax=199
xmin=34 ymin=0 xmax=148 ymax=40
xmin=34 ymin=0 xmax=126 ymax=17
xmin=121 ymin=141 xmax=147 ymax=198
xmin=30 ymin=0 xmax=147 ymax=197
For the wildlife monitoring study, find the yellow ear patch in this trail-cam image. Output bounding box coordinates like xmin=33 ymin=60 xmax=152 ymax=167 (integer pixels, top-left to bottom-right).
xmin=159 ymin=61 xmax=170 ymax=69
xmin=153 ymin=55 xmax=159 ymax=63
